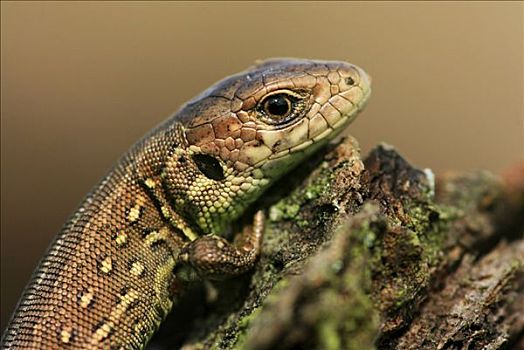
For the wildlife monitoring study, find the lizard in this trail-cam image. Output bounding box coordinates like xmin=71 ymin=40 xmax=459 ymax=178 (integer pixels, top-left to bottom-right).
xmin=1 ymin=58 xmax=371 ymax=349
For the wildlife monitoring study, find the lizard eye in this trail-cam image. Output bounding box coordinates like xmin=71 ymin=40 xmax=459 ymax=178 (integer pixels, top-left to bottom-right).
xmin=258 ymin=90 xmax=306 ymax=125
xmin=262 ymin=93 xmax=292 ymax=120
xmin=192 ymin=154 xmax=225 ymax=181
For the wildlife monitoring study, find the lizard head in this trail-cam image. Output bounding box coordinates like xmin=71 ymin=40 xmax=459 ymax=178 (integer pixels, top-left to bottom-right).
xmin=163 ymin=58 xmax=371 ymax=234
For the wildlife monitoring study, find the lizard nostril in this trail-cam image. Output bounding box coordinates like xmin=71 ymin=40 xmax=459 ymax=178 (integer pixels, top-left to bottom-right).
xmin=345 ymin=77 xmax=355 ymax=86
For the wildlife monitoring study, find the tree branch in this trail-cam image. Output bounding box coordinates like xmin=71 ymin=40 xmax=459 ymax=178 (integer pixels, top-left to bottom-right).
xmin=148 ymin=137 xmax=524 ymax=350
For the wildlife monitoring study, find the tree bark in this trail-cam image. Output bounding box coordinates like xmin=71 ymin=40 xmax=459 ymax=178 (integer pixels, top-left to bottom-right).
xmin=148 ymin=137 xmax=524 ymax=350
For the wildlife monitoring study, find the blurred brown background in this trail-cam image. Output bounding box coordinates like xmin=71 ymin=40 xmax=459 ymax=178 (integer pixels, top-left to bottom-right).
xmin=1 ymin=2 xmax=522 ymax=331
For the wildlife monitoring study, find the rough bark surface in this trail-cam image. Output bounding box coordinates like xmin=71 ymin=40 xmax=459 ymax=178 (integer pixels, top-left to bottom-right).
xmin=148 ymin=137 xmax=524 ymax=350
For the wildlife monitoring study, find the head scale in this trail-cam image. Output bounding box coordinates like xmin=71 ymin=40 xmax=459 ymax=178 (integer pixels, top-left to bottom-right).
xmin=162 ymin=58 xmax=371 ymax=234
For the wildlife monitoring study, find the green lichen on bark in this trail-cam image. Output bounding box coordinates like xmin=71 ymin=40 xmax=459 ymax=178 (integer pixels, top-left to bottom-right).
xmin=243 ymin=205 xmax=382 ymax=350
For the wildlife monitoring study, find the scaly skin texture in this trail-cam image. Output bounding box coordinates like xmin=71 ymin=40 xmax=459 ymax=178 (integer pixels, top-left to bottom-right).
xmin=1 ymin=59 xmax=371 ymax=349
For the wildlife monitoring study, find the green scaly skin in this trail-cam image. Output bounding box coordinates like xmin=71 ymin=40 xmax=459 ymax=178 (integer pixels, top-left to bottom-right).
xmin=1 ymin=58 xmax=371 ymax=349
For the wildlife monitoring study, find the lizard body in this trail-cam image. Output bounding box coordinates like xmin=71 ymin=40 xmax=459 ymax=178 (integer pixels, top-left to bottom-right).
xmin=1 ymin=59 xmax=371 ymax=349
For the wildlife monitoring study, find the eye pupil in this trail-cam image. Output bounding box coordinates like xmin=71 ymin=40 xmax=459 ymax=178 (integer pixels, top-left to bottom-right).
xmin=264 ymin=95 xmax=291 ymax=117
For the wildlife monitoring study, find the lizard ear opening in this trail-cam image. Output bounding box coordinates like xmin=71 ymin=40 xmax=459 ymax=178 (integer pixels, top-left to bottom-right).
xmin=192 ymin=154 xmax=225 ymax=181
